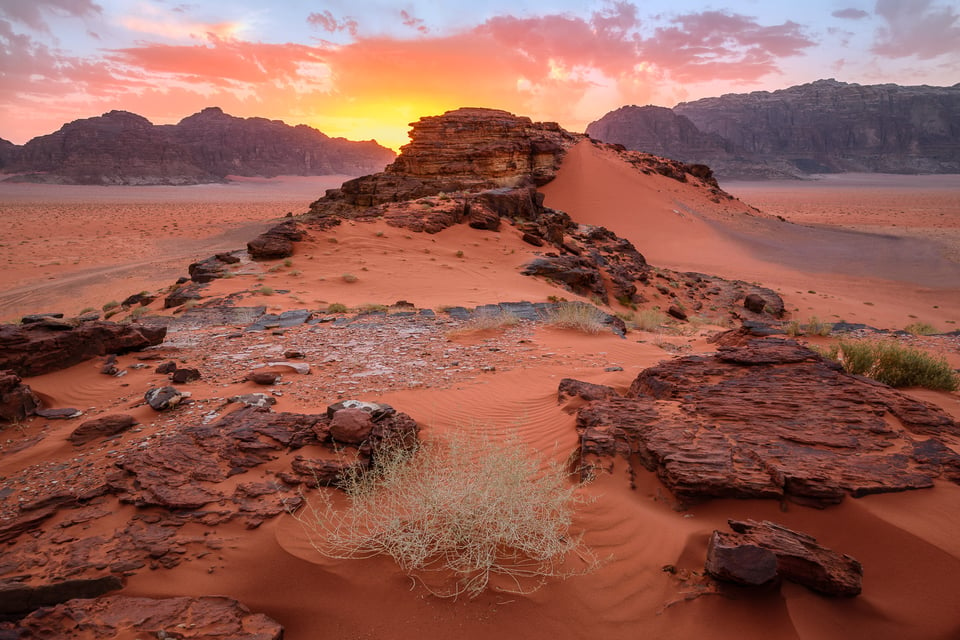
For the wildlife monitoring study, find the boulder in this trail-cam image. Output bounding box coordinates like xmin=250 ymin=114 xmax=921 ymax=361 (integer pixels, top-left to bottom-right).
xmin=329 ymin=408 xmax=374 ymax=444
xmin=170 ymin=367 xmax=201 ymax=383
xmin=706 ymin=519 xmax=863 ymax=596
xmin=145 ymin=386 xmax=186 ymax=411
xmin=0 ymin=370 xmax=40 ymax=423
xmin=0 ymin=575 xmax=124 ymax=615
xmin=69 ymin=414 xmax=138 ymax=445
xmin=246 ymin=371 xmax=281 ymax=385
xmin=247 ymin=221 xmax=305 ymax=260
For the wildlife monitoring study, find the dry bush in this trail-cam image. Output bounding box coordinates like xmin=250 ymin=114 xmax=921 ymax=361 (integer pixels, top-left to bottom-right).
xmin=296 ymin=432 xmax=595 ymax=599
xmin=447 ymin=310 xmax=519 ymax=336
xmin=632 ymin=309 xmax=669 ymax=332
xmin=546 ymin=302 xmax=608 ymax=334
xmin=904 ymin=322 xmax=938 ymax=336
xmin=818 ymin=339 xmax=958 ymax=391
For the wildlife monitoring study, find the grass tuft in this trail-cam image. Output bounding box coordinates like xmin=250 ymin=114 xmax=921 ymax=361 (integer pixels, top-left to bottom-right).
xmin=326 ymin=302 xmax=349 ymax=313
xmin=546 ymin=302 xmax=608 ymax=334
xmin=818 ymin=339 xmax=958 ymax=391
xmin=904 ymin=322 xmax=938 ymax=336
xmin=296 ymin=431 xmax=595 ymax=599
xmin=342 ymin=273 xmax=358 ymax=283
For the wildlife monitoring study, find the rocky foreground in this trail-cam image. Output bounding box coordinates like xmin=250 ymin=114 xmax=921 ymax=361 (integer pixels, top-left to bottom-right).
xmin=0 ymin=107 xmax=958 ymax=639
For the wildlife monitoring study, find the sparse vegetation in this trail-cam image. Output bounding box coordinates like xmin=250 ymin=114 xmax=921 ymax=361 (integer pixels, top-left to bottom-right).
xmin=78 ymin=307 xmax=95 ymax=315
xmin=633 ymin=309 xmax=669 ymax=332
xmin=818 ymin=339 xmax=958 ymax=391
xmin=327 ymin=237 xmax=339 ymax=244
xmin=448 ymin=310 xmax=519 ymax=336
xmin=253 ymin=286 xmax=275 ymax=296
xmin=546 ymin=302 xmax=608 ymax=334
xmin=102 ymin=300 xmax=120 ymax=312
xmin=297 ymin=431 xmax=594 ymax=599
xmin=283 ymin=258 xmax=293 ymax=268
xmin=342 ymin=273 xmax=358 ymax=283
xmin=904 ymin=322 xmax=938 ymax=336
xmin=455 ymin=250 xmax=464 ymax=258
xmin=326 ymin=302 xmax=349 ymax=313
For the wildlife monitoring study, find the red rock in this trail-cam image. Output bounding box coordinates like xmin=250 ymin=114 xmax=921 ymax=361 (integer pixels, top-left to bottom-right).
xmin=0 ymin=575 xmax=123 ymax=615
xmin=329 ymin=408 xmax=374 ymax=444
xmin=0 ymin=370 xmax=40 ymax=423
xmin=15 ymin=595 xmax=283 ymax=639
xmin=247 ymin=220 xmax=305 ymax=260
xmin=246 ymin=371 xmax=281 ymax=385
xmin=69 ymin=414 xmax=138 ymax=445
xmin=0 ymin=321 xmax=166 ymax=377
xmin=569 ymin=336 xmax=960 ymax=506
xmin=706 ymin=519 xmax=863 ymax=596
xmin=170 ymin=367 xmax=201 ymax=383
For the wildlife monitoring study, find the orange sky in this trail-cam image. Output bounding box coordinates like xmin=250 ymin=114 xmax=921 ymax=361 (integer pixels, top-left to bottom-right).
xmin=1 ymin=1 xmax=958 ymax=149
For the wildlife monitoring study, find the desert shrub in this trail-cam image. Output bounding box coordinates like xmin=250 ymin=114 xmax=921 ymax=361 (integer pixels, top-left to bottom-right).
xmin=806 ymin=316 xmax=833 ymax=336
xmin=450 ymin=310 xmax=520 ymax=335
xmin=633 ymin=309 xmax=669 ymax=332
xmin=253 ymin=286 xmax=274 ymax=296
xmin=784 ymin=320 xmax=803 ymax=337
xmin=546 ymin=302 xmax=608 ymax=335
xmin=326 ymin=302 xmax=349 ymax=313
xmin=819 ymin=339 xmax=958 ymax=391
xmin=102 ymin=300 xmax=120 ymax=312
xmin=342 ymin=273 xmax=358 ymax=283
xmin=904 ymin=322 xmax=938 ymax=336
xmin=297 ymin=432 xmax=594 ymax=598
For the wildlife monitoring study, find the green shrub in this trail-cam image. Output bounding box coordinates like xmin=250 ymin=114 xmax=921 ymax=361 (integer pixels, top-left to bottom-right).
xmin=819 ymin=339 xmax=958 ymax=391
xmin=297 ymin=432 xmax=594 ymax=598
xmin=102 ymin=300 xmax=119 ymax=312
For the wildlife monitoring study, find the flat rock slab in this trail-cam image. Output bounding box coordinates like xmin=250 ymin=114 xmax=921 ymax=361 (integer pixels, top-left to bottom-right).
xmin=14 ymin=595 xmax=282 ymax=639
xmin=706 ymin=519 xmax=863 ymax=597
xmin=569 ymin=335 xmax=960 ymax=507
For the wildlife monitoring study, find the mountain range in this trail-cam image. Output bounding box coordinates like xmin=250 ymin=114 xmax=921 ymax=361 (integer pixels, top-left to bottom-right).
xmin=587 ymin=79 xmax=960 ymax=179
xmin=0 ymin=107 xmax=396 ymax=185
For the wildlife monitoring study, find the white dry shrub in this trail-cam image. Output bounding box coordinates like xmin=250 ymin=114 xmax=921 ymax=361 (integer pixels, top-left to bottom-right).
xmin=297 ymin=431 xmax=595 ymax=599
xmin=546 ymin=301 xmax=608 ymax=334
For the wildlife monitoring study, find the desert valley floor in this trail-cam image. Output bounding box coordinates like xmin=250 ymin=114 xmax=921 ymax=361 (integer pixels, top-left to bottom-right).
xmin=1 ymin=136 xmax=959 ymax=639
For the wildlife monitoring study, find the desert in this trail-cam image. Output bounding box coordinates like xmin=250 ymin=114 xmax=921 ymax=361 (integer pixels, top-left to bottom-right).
xmin=0 ymin=103 xmax=958 ymax=640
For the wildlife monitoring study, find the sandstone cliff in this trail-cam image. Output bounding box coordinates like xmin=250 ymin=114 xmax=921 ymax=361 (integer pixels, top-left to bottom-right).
xmin=2 ymin=109 xmax=395 ymax=185
xmin=588 ymin=80 xmax=960 ymax=178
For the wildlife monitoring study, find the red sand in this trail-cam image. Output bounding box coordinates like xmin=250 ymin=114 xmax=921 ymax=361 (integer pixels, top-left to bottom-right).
xmin=3 ymin=153 xmax=960 ymax=639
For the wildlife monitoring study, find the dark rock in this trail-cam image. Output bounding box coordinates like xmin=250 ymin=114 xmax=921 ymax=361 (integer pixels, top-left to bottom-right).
xmin=466 ymin=201 xmax=501 ymax=230
xmin=522 ymin=232 xmax=545 ymax=246
xmin=0 ymin=321 xmax=166 ymax=377
xmin=15 ymin=595 xmax=283 ymax=639
xmin=34 ymin=408 xmax=82 ymax=419
xmin=706 ymin=519 xmax=863 ymax=596
xmin=164 ymin=282 xmax=206 ymax=308
xmin=744 ymin=293 xmax=770 ymax=314
xmin=155 ymin=361 xmax=177 ymax=374
xmin=246 ymin=371 xmax=281 ymax=385
xmin=188 ymin=253 xmax=239 ymax=283
xmin=522 ymin=256 xmax=606 ymax=300
xmin=0 ymin=370 xmax=40 ymax=423
xmin=570 ymin=336 xmax=960 ymax=506
xmin=170 ymin=367 xmax=201 ymax=383
xmin=145 ymin=386 xmax=185 ymax=411
xmin=0 ymin=575 xmax=123 ymax=615
xmin=247 ymin=221 xmax=305 ymax=260
xmin=667 ymin=305 xmax=688 ymax=321
xmin=20 ymin=313 xmax=64 ymax=324
xmin=70 ymin=414 xmax=138 ymax=445
xmin=558 ymin=378 xmax=616 ymax=404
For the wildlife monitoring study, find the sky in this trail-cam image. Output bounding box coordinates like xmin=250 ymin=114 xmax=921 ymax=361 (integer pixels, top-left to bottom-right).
xmin=1 ymin=0 xmax=958 ymax=149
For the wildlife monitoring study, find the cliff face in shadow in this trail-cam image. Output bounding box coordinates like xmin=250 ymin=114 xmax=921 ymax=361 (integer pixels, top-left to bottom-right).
xmin=2 ymin=108 xmax=396 ymax=185
xmin=588 ymin=80 xmax=960 ymax=179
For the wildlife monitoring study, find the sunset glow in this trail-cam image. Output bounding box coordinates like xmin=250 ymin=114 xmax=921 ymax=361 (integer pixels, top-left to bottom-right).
xmin=1 ymin=0 xmax=958 ymax=148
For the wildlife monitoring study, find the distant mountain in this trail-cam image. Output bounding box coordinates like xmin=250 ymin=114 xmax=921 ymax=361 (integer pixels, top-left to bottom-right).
xmin=587 ymin=80 xmax=960 ymax=178
xmin=1 ymin=108 xmax=396 ymax=185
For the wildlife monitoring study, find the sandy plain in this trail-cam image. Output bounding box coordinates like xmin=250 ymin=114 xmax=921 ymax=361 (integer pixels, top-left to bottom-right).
xmin=2 ymin=148 xmax=960 ymax=639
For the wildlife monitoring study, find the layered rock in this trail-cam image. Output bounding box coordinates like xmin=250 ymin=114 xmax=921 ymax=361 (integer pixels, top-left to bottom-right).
xmin=2 ymin=108 xmax=394 ymax=185
xmin=565 ymin=334 xmax=960 ymax=507
xmin=588 ymin=79 xmax=960 ymax=177
xmin=0 ymin=320 xmax=167 ymax=378
xmin=314 ymin=107 xmax=583 ymax=208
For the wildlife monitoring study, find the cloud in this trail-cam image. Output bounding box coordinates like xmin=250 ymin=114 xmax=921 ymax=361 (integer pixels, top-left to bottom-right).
xmin=639 ymin=11 xmax=815 ymax=82
xmin=307 ymin=10 xmax=358 ymax=37
xmin=832 ymin=8 xmax=870 ymax=20
xmin=0 ymin=0 xmax=101 ymax=32
xmin=400 ymin=10 xmax=428 ymax=34
xmin=872 ymin=0 xmax=960 ymax=59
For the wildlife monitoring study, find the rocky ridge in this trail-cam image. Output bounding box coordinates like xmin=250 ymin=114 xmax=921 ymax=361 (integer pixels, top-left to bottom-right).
xmin=588 ymin=79 xmax=960 ymax=178
xmin=2 ymin=108 xmax=395 ymax=185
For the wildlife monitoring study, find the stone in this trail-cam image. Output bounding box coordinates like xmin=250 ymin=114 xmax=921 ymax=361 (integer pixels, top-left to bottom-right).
xmin=266 ymin=361 xmax=310 ymax=375
xmin=14 ymin=595 xmax=283 ymax=639
xmin=229 ymin=393 xmax=276 ymax=408
xmin=155 ymin=360 xmax=177 ymax=374
xmin=246 ymin=371 xmax=281 ymax=385
xmin=247 ymin=221 xmax=305 ymax=260
xmin=69 ymin=414 xmax=138 ymax=445
xmin=522 ymin=256 xmax=606 ymax=300
xmin=743 ymin=293 xmax=770 ymax=314
xmin=667 ymin=305 xmax=688 ymax=321
xmin=0 ymin=370 xmax=40 ymax=423
xmin=329 ymin=408 xmax=375 ymax=444
xmin=558 ymin=378 xmax=616 ymax=404
xmin=326 ymin=399 xmax=396 ymax=421
xmin=706 ymin=519 xmax=863 ymax=597
xmin=170 ymin=367 xmax=201 ymax=383
xmin=0 ymin=575 xmax=124 ymax=615
xmin=145 ymin=386 xmax=186 ymax=411
xmin=34 ymin=408 xmax=83 ymax=419
xmin=568 ymin=336 xmax=960 ymax=506
xmin=0 ymin=321 xmax=166 ymax=378
xmin=164 ymin=282 xmax=206 ymax=308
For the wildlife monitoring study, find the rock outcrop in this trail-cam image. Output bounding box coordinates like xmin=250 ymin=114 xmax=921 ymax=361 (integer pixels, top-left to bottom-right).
xmin=566 ymin=334 xmax=960 ymax=507
xmin=0 ymin=320 xmax=167 ymax=378
xmin=706 ymin=519 xmax=863 ymax=596
xmin=2 ymin=108 xmax=394 ymax=185
xmin=315 ymin=107 xmax=583 ymax=208
xmin=588 ymin=79 xmax=960 ymax=178
xmin=0 ymin=370 xmax=41 ymax=423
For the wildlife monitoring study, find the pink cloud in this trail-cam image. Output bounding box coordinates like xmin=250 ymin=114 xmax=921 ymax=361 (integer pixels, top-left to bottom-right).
xmin=832 ymin=8 xmax=870 ymax=20
xmin=307 ymin=10 xmax=358 ymax=37
xmin=872 ymin=0 xmax=960 ymax=59
xmin=400 ymin=10 xmax=428 ymax=34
